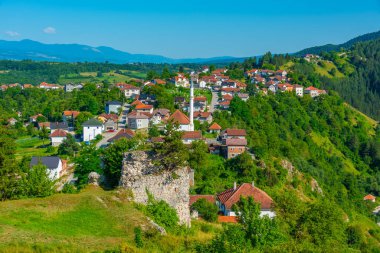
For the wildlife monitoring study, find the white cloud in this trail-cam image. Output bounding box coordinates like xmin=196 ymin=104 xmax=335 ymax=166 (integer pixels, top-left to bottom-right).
xmin=5 ymin=31 xmax=20 ymax=37
xmin=43 ymin=26 xmax=56 ymax=34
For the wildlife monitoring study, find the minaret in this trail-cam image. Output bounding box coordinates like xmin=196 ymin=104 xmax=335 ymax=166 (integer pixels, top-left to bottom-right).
xmin=189 ymin=78 xmax=194 ymax=131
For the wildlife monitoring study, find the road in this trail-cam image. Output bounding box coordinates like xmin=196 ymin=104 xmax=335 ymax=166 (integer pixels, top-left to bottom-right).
xmin=209 ymin=90 xmax=219 ymax=113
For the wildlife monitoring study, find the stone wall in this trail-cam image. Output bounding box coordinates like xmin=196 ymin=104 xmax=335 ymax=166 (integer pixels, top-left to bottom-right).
xmin=119 ymin=151 xmax=191 ymax=226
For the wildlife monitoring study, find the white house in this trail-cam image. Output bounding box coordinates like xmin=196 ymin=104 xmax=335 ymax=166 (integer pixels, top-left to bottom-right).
xmin=49 ymin=129 xmax=68 ymax=147
xmin=293 ymin=84 xmax=304 ymax=97
xmin=82 ymin=118 xmax=104 ymax=142
xmin=127 ymin=111 xmax=150 ymax=129
xmin=168 ymin=110 xmax=191 ymax=131
xmin=30 ymin=156 xmax=63 ymax=180
xmin=105 ymin=101 xmax=122 ymax=114
xmin=216 ymin=183 xmax=276 ymax=218
xmin=304 ymin=86 xmax=326 ymax=98
xmin=181 ymin=131 xmax=202 ymax=144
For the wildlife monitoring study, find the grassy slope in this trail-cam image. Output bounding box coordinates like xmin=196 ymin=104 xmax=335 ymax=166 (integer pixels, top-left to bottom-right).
xmin=0 ymin=187 xmax=218 ymax=253
xmin=58 ymin=70 xmax=146 ymax=84
xmin=15 ymin=136 xmax=56 ymax=160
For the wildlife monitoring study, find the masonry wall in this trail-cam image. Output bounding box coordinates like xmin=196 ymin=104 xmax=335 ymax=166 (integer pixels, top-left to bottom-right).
xmin=119 ymin=151 xmax=191 ymax=226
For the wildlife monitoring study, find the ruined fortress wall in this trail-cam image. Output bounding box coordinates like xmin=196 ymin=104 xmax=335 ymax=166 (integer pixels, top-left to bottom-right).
xmin=120 ymin=151 xmax=191 ymax=226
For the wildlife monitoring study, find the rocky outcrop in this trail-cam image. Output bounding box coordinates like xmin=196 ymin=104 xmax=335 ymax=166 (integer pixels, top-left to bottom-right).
xmin=88 ymin=172 xmax=103 ymax=186
xmin=120 ymin=151 xmax=191 ymax=226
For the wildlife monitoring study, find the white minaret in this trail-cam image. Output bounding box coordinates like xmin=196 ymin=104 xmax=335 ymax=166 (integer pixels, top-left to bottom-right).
xmin=189 ymin=78 xmax=194 ymax=131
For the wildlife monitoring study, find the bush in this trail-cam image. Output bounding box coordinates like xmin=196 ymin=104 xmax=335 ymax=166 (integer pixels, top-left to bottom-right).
xmin=191 ymin=198 xmax=218 ymax=222
xmin=145 ymin=192 xmax=179 ymax=231
xmin=61 ymin=183 xmax=78 ymax=194
xmin=134 ymin=226 xmax=144 ymax=248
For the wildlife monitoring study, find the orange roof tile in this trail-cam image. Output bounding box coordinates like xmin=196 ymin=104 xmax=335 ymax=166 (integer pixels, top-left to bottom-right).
xmin=168 ymin=110 xmax=190 ymax=125
xmin=218 ymin=216 xmax=238 ymax=223
xmin=209 ymin=122 xmax=222 ymax=130
xmin=364 ymin=194 xmax=376 ymax=201
xmin=49 ymin=129 xmax=67 ymax=137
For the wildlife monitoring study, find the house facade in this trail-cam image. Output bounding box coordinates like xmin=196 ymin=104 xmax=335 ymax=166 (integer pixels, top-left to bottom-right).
xmin=82 ymin=118 xmax=104 ymax=142
xmin=127 ymin=111 xmax=150 ymax=129
xmin=30 ymin=156 xmax=64 ymax=180
xmin=49 ymin=129 xmax=68 ymax=147
xmin=105 ymin=101 xmax=122 ymax=114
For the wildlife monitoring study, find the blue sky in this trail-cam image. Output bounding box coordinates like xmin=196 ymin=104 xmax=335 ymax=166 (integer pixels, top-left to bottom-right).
xmin=1 ymin=0 xmax=379 ymax=58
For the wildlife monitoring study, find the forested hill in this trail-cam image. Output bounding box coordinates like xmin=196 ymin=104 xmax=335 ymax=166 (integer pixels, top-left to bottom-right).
xmin=295 ymin=30 xmax=380 ymax=56
xmin=320 ymin=39 xmax=380 ymax=120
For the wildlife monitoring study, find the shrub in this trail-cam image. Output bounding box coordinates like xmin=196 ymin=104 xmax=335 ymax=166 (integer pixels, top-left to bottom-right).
xmin=191 ymin=198 xmax=218 ymax=222
xmin=134 ymin=226 xmax=144 ymax=248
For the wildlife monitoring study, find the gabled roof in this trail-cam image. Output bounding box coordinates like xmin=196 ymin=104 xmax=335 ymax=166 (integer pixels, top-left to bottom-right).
xmin=182 ymin=130 xmax=202 ymax=140
xmin=224 ymin=138 xmax=247 ymax=146
xmin=30 ymin=156 xmax=61 ymax=170
xmin=223 ymin=94 xmax=233 ymax=101
xmin=169 ymin=110 xmax=190 ymax=125
xmin=131 ymin=100 xmax=144 ymax=106
xmin=217 ymin=183 xmax=273 ymax=210
xmin=194 ymin=96 xmax=207 ymax=102
xmin=127 ymin=111 xmax=151 ymax=119
xmin=108 ymin=129 xmax=135 ymax=142
xmin=364 ymin=194 xmax=376 ymax=200
xmin=63 ymin=110 xmax=80 ymax=118
xmin=135 ymin=104 xmax=153 ymax=110
xmin=49 ymin=129 xmax=67 ymax=138
xmin=50 ymin=121 xmax=69 ymax=130
xmin=153 ymin=108 xmax=170 ymax=116
xmin=225 ymin=128 xmax=246 ymax=136
xmin=83 ymin=118 xmax=103 ymax=127
xmin=193 ymin=111 xmax=211 ymax=118
xmin=218 ymin=216 xmax=238 ymax=223
xmin=209 ymin=122 xmax=222 ymax=130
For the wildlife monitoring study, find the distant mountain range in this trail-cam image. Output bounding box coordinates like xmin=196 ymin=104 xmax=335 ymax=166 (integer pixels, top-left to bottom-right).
xmin=0 ymin=30 xmax=379 ymax=64
xmin=294 ymin=30 xmax=380 ymax=56
xmin=0 ymin=39 xmax=239 ymax=64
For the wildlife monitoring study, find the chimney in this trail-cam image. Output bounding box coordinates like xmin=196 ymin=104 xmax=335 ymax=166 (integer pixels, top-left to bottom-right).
xmin=189 ymin=78 xmax=194 ymax=131
xmin=252 ymin=181 xmax=255 ymax=188
xmin=233 ymin=182 xmax=237 ymax=190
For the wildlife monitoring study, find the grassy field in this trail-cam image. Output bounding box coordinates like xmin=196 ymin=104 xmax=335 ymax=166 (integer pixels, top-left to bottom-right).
xmin=15 ymin=136 xmax=56 ymax=160
xmin=58 ymin=70 xmax=146 ymax=84
xmin=314 ymin=60 xmax=345 ymax=78
xmin=0 ymin=187 xmax=219 ymax=253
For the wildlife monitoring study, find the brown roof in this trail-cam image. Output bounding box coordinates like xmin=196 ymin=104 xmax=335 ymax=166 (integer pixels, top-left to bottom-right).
xmin=127 ymin=111 xmax=151 ymax=119
xmin=225 ymin=129 xmax=246 ymax=136
xmin=193 ymin=111 xmax=211 ymax=118
xmin=209 ymin=122 xmax=222 ymax=130
xmin=218 ymin=216 xmax=238 ymax=223
xmin=108 ymin=129 xmax=135 ymax=142
xmin=63 ymin=110 xmax=80 ymax=118
xmin=189 ymin=195 xmax=215 ymax=206
xmin=99 ymin=113 xmax=118 ymax=121
xmin=194 ymin=96 xmax=207 ymax=102
xmin=168 ymin=110 xmax=190 ymax=125
xmin=225 ymin=138 xmax=247 ymax=146
xmin=223 ymin=94 xmax=233 ymax=100
xmin=182 ymin=131 xmax=202 ymax=140
xmin=135 ymin=104 xmax=153 ymax=110
xmin=38 ymin=122 xmax=50 ymax=128
xmin=217 ymin=183 xmax=273 ymax=210
xmin=49 ymin=129 xmax=67 ymax=137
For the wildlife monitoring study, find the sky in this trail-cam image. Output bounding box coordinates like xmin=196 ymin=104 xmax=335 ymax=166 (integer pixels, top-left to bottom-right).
xmin=0 ymin=0 xmax=380 ymax=59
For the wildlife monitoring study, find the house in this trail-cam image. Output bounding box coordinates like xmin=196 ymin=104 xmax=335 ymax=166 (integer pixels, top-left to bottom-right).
xmin=293 ymin=84 xmax=304 ymax=97
xmin=220 ymin=129 xmax=247 ymax=140
xmin=23 ymin=84 xmax=33 ymax=89
xmin=49 ymin=129 xmax=68 ymax=147
xmin=7 ymin=118 xmax=17 ymax=126
xmin=127 ymin=111 xmax=151 ymax=130
xmin=221 ymin=138 xmax=247 ymax=159
xmin=135 ymin=103 xmax=154 ymax=114
xmin=117 ymin=83 xmax=140 ymax=98
xmin=268 ymin=84 xmax=277 ymax=93
xmin=237 ymin=93 xmax=249 ymax=101
xmin=82 ymin=118 xmax=104 ymax=142
xmin=219 ymin=100 xmax=230 ymax=110
xmin=62 ymin=111 xmax=80 ymax=124
xmin=139 ymin=94 xmax=157 ymax=105
xmin=182 ymin=131 xmax=202 ymax=144
xmin=64 ymin=83 xmax=83 ymax=92
xmin=38 ymin=82 xmax=62 ymax=90
xmin=276 ymin=70 xmax=287 ymax=77
xmin=364 ymin=194 xmax=376 ymax=203
xmin=304 ymin=86 xmax=327 ymax=97
xmin=184 ymin=101 xmax=205 ymax=112
xmin=29 ymin=114 xmax=44 ymax=123
xmin=98 ymin=113 xmax=119 ymax=123
xmin=194 ymin=96 xmax=207 ymax=106
xmin=38 ymin=122 xmax=51 ymax=130
xmin=50 ymin=122 xmax=69 ymax=132
xmin=217 ymin=182 xmax=275 ymax=218
xmin=193 ymin=111 xmax=212 ymax=123
xmin=221 ymin=87 xmax=240 ymax=96
xmin=175 ymin=97 xmax=186 ymax=107
xmin=168 ymin=110 xmax=191 ymax=131
xmin=202 ymin=66 xmax=209 ymax=73
xmin=222 ymin=94 xmax=233 ymax=101
xmin=105 ymin=101 xmax=122 ymax=114
xmin=108 ymin=129 xmax=135 ymax=143
xmin=152 ymin=79 xmax=166 ymax=85
xmin=172 ymin=73 xmax=189 ymax=87
xmin=208 ymin=122 xmax=222 ymax=134
xmin=30 ymin=156 xmax=64 ymax=180
xmin=152 ymin=109 xmax=170 ymax=125
xmin=245 ymin=69 xmax=259 ymax=78
xmin=104 ymin=119 xmax=117 ymax=131
xmin=278 ymin=83 xmax=294 ymax=92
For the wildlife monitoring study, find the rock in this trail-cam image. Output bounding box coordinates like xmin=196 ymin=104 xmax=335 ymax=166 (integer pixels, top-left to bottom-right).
xmin=120 ymin=151 xmax=191 ymax=227
xmin=147 ymin=217 xmax=167 ymax=235
xmin=310 ymin=178 xmax=323 ymax=195
xmin=88 ymin=172 xmax=103 ymax=186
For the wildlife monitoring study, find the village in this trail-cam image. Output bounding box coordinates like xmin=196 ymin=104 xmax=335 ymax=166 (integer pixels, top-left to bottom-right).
xmin=2 ymin=63 xmax=379 ymax=224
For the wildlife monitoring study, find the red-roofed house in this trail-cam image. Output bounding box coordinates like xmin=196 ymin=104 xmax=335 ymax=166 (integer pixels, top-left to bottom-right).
xmin=135 ymin=103 xmax=154 ymax=114
xmin=117 ymin=83 xmax=140 ymax=98
xmin=218 ymin=216 xmax=238 ymax=223
xmin=108 ymin=129 xmax=135 ymax=143
xmin=208 ymin=122 xmax=222 ymax=134
xmin=127 ymin=111 xmax=151 ymax=129
xmin=168 ymin=110 xmax=191 ymax=131
xmin=221 ymin=129 xmax=247 ymax=139
xmin=217 ymin=182 xmax=275 ymax=218
xmin=364 ymin=194 xmax=376 ymax=203
xmin=304 ymin=86 xmax=327 ymax=98
xmin=182 ymin=131 xmax=202 ymax=144
xmin=193 ymin=111 xmax=212 ymax=123
xmin=49 ymin=129 xmax=68 ymax=146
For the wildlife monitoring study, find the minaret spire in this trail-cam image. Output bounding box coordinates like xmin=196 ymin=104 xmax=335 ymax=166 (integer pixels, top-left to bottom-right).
xmin=189 ymin=77 xmax=194 ymax=131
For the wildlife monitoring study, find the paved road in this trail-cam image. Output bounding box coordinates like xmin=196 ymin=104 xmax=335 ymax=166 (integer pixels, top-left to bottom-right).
xmin=209 ymin=90 xmax=219 ymax=113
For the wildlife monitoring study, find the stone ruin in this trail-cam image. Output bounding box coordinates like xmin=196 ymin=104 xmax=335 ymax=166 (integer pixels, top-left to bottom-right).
xmin=119 ymin=151 xmax=192 ymax=226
